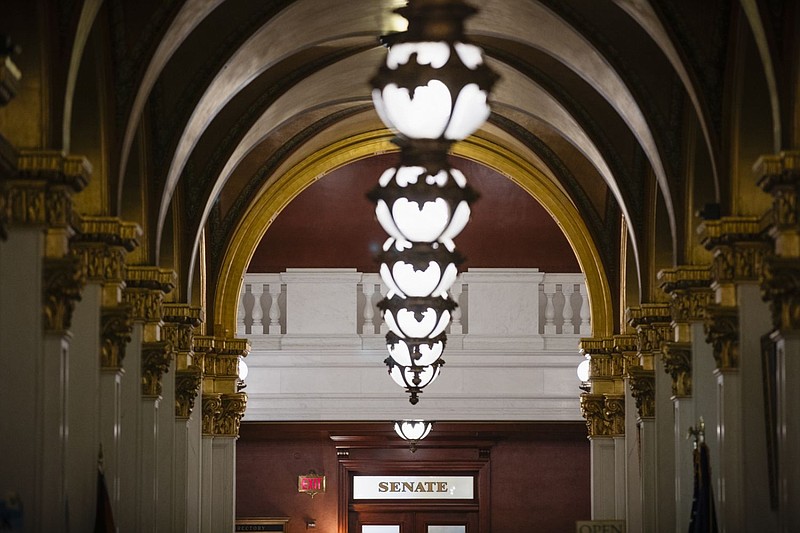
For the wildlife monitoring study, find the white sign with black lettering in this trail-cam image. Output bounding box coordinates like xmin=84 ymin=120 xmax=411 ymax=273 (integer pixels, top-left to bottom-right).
xmin=353 ymin=476 xmax=474 ymax=500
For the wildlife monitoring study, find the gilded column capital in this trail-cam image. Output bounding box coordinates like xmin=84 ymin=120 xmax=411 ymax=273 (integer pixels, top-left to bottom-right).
xmin=71 ymin=216 xmax=141 ymax=298
xmin=175 ymin=366 xmax=203 ymax=419
xmin=42 ymin=254 xmax=86 ymax=333
xmin=212 ymin=336 xmax=250 ymax=394
xmin=202 ymin=393 xmax=223 ymax=436
xmin=626 ymin=304 xmax=672 ymax=371
xmin=123 ymin=267 xmax=176 ymax=344
xmin=580 ymin=337 xmax=623 ymax=395
xmin=658 ymin=266 xmax=714 ymax=327
xmin=215 ymin=392 xmax=248 ymax=437
xmin=703 ymin=304 xmax=740 ymax=370
xmin=612 ymin=334 xmax=639 ymax=375
xmin=662 ymin=342 xmax=692 ymax=398
xmin=100 ymin=304 xmax=133 ymax=370
xmin=141 ymin=340 xmax=173 ymax=398
xmin=628 ymin=367 xmax=655 ymax=419
xmin=756 ymin=151 xmax=800 ymax=257
xmin=580 ymin=393 xmax=624 ymax=438
xmin=698 ymin=217 xmax=771 ymax=306
xmin=761 ymin=255 xmax=800 ymax=332
xmin=163 ymin=304 xmax=203 ymax=368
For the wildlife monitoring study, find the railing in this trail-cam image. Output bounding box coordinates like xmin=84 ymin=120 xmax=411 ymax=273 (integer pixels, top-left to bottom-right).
xmin=237 ymin=268 xmax=590 ymax=350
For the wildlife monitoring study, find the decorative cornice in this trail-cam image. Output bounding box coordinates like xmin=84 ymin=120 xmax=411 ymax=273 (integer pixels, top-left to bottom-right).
xmin=42 ymin=255 xmax=85 ymax=333
xmin=175 ymin=366 xmax=203 ymax=419
xmin=100 ymin=304 xmax=133 ymax=370
xmin=125 ymin=265 xmax=176 ymax=293
xmin=215 ymin=392 xmax=248 ymax=437
xmin=703 ymin=304 xmax=739 ymax=370
xmin=123 ymin=267 xmax=176 ymax=323
xmin=628 ymin=367 xmax=655 ymax=418
xmin=626 ymin=305 xmax=672 ymax=372
xmin=658 ymin=266 xmax=714 ymax=323
xmin=141 ymin=340 xmax=173 ymax=398
xmin=73 ymin=215 xmax=141 ymax=251
xmin=698 ymin=216 xmax=770 ymax=284
xmin=662 ymin=342 xmax=692 ymax=397
xmin=202 ymin=393 xmax=222 ymax=436
xmin=163 ymin=303 xmax=203 ymax=327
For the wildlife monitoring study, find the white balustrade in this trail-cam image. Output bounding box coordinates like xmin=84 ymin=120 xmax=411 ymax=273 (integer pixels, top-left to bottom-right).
xmin=238 ymin=268 xmax=589 ymax=348
xmin=238 ymin=267 xmax=591 ymax=422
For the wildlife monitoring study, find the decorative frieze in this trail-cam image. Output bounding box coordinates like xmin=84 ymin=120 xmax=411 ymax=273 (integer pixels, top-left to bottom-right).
xmin=100 ymin=304 xmax=133 ymax=370
xmin=662 ymin=342 xmax=692 ymax=398
xmin=42 ymin=255 xmax=86 ymax=333
xmin=628 ymin=367 xmax=655 ymax=419
xmin=141 ymin=340 xmax=173 ymax=398
xmin=704 ymin=304 xmax=740 ymax=370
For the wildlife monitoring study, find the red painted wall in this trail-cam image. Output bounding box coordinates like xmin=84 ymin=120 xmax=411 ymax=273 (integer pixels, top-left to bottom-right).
xmin=248 ymin=155 xmax=581 ymax=273
xmin=236 ymin=422 xmax=590 ymax=533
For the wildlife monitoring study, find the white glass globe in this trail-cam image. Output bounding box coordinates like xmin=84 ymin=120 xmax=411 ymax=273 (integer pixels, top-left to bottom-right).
xmin=577 ymin=358 xmax=590 ymax=382
xmin=386 ymin=337 xmax=445 ymax=367
xmin=394 ymin=420 xmax=433 ymax=441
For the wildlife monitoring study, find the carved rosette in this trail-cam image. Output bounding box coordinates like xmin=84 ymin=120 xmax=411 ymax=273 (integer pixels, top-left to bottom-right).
xmin=100 ymin=304 xmax=133 ymax=369
xmin=42 ymin=254 xmax=86 ymax=333
xmin=175 ymin=366 xmax=203 ymax=419
xmin=216 ymin=392 xmax=248 ymax=437
xmin=202 ymin=393 xmax=223 ymax=436
xmin=662 ymin=342 xmax=692 ymax=397
xmin=141 ymin=341 xmax=173 ymax=398
xmin=580 ymin=393 xmax=624 ymax=437
xmin=704 ymin=305 xmax=740 ymax=370
xmin=628 ymin=367 xmax=655 ymax=419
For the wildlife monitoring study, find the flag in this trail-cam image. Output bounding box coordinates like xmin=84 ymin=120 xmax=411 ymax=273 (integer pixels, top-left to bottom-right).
xmin=94 ymin=465 xmax=116 ymax=533
xmin=688 ymin=441 xmax=718 ymax=532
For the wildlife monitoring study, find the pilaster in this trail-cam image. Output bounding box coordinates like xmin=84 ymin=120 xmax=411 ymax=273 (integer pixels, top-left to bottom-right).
xmin=757 ymin=151 xmax=800 ymax=531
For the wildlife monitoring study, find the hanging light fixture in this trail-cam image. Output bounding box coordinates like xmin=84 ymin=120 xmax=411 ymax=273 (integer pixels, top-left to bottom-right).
xmin=370 ymin=0 xmax=497 ymax=403
xmin=394 ymin=419 xmax=434 ymax=452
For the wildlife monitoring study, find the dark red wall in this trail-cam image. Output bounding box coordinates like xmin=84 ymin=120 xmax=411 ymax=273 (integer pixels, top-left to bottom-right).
xmin=236 ymin=422 xmax=590 ymax=533
xmin=248 ymin=154 xmax=581 ymax=273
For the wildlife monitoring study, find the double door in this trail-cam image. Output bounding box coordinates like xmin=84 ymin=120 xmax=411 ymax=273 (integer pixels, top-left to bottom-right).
xmin=351 ymin=511 xmax=478 ymax=533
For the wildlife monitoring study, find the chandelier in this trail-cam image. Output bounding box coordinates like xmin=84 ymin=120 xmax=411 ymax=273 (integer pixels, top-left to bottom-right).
xmin=394 ymin=419 xmax=434 ymax=452
xmin=370 ymin=0 xmax=497 ymax=404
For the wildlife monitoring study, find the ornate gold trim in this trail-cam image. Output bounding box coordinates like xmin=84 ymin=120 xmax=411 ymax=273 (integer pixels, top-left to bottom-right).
xmin=580 ymin=393 xmax=625 ymax=437
xmin=100 ymin=304 xmax=133 ymax=370
xmin=216 ymin=392 xmax=248 ymax=437
xmin=202 ymin=393 xmax=222 ymax=436
xmin=42 ymin=254 xmax=85 ymax=333
xmin=703 ymin=305 xmax=740 ymax=370
xmin=628 ymin=367 xmax=655 ymax=418
xmin=662 ymin=342 xmax=692 ymax=398
xmin=761 ymin=255 xmax=800 ymax=332
xmin=214 ymin=131 xmax=614 ymax=339
xmin=175 ymin=366 xmax=203 ymax=419
xmin=141 ymin=340 xmax=173 ymax=398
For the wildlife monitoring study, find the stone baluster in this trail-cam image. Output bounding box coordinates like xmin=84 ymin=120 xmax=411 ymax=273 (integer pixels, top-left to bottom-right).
xmin=236 ymin=283 xmax=247 ymax=336
xmin=362 ymin=282 xmax=376 ymax=334
xmin=250 ymin=283 xmax=264 ymax=335
xmin=543 ymin=282 xmax=556 ymax=334
xmin=563 ymin=283 xmax=574 ymax=334
xmin=267 ymin=283 xmax=282 ymax=334
xmin=579 ymin=283 xmax=591 ymax=335
xmin=450 ymin=280 xmax=463 ymax=334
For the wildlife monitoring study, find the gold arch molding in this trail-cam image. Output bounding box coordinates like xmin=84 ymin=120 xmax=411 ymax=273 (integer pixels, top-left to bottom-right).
xmin=215 ymin=130 xmax=613 ymax=337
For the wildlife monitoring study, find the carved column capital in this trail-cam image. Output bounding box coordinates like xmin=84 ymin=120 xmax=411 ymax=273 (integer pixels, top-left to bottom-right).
xmin=123 ymin=266 xmax=176 ymax=323
xmin=761 ymin=255 xmax=800 ymax=332
xmin=175 ymin=366 xmax=203 ymax=419
xmin=202 ymin=393 xmax=223 ymax=436
xmin=628 ymin=367 xmax=655 ymax=419
xmin=580 ymin=393 xmax=624 ymax=437
xmin=756 ymin=151 xmax=800 ymax=257
xmin=71 ymin=216 xmax=141 ymax=296
xmin=626 ymin=304 xmax=672 ymax=371
xmin=580 ymin=337 xmax=623 ymax=395
xmin=704 ymin=304 xmax=740 ymax=370
xmin=141 ymin=341 xmax=173 ymax=398
xmin=658 ymin=266 xmax=714 ymax=328
xmin=42 ymin=254 xmax=86 ymax=333
xmin=612 ymin=334 xmax=639 ymax=375
xmin=215 ymin=393 xmax=248 ymax=437
xmin=100 ymin=304 xmax=133 ymax=370
xmin=662 ymin=342 xmax=692 ymax=398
